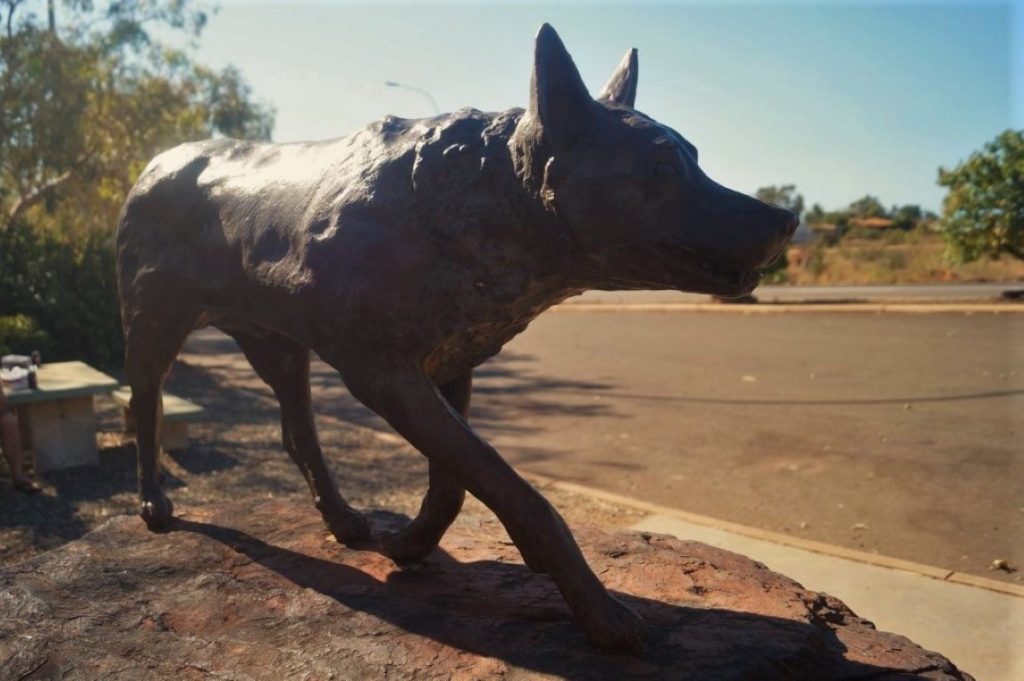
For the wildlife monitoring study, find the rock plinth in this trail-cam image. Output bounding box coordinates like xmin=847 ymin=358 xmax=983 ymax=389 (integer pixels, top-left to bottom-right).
xmin=0 ymin=500 xmax=972 ymax=680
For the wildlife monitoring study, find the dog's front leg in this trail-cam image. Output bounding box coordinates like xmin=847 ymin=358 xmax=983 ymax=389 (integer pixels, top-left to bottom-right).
xmin=347 ymin=365 xmax=645 ymax=653
xmin=382 ymin=372 xmax=470 ymax=562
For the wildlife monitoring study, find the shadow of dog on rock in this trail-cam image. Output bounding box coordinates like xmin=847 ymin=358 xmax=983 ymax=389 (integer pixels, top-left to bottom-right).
xmin=169 ymin=513 xmax=937 ymax=681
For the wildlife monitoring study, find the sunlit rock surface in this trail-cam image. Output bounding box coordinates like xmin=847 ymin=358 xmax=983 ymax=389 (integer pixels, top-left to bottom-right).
xmin=0 ymin=499 xmax=972 ymax=680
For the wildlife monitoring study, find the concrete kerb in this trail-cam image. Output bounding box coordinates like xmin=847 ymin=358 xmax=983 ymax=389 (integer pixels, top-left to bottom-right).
xmin=553 ymin=302 xmax=1024 ymax=314
xmin=541 ymin=478 xmax=1024 ymax=599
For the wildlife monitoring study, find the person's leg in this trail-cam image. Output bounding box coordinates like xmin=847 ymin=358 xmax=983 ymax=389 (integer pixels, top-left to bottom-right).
xmin=0 ymin=403 xmax=39 ymax=493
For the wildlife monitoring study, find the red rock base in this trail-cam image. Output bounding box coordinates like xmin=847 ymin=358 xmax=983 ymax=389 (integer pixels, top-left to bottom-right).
xmin=0 ymin=499 xmax=972 ymax=680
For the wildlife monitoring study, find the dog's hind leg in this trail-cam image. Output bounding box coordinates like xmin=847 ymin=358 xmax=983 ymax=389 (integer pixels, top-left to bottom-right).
xmin=124 ymin=305 xmax=197 ymax=531
xmin=227 ymin=329 xmax=370 ymax=542
xmin=381 ymin=372 xmax=469 ymax=562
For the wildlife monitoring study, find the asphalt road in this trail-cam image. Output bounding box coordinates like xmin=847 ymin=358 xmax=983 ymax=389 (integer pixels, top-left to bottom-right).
xmin=571 ymin=282 xmax=1021 ymax=304
xmin=466 ymin=310 xmax=1023 ymax=582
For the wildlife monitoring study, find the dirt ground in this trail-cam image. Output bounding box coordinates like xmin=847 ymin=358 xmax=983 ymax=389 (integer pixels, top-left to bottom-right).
xmin=0 ymin=332 xmax=642 ymax=568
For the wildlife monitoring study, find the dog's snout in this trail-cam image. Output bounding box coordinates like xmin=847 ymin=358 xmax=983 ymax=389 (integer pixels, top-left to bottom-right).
xmin=778 ymin=208 xmax=799 ymax=238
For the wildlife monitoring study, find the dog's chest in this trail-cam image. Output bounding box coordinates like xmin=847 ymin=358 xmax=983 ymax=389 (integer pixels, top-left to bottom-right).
xmin=425 ymin=316 xmax=534 ymax=386
xmin=423 ymin=278 xmax=575 ymax=385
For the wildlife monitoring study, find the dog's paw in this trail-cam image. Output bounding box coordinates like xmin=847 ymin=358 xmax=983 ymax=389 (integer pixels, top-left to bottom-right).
xmin=380 ymin=523 xmax=440 ymax=563
xmin=139 ymin=492 xmax=174 ymax=531
xmin=323 ymin=506 xmax=371 ymax=543
xmin=579 ymin=594 xmax=646 ymax=654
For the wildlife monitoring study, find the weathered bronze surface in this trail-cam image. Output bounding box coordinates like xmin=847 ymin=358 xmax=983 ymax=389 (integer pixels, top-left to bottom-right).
xmin=117 ymin=24 xmax=796 ymax=652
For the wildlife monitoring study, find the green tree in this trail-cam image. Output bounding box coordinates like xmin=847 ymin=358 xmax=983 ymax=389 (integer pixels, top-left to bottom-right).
xmin=756 ymin=184 xmax=805 ymax=218
xmin=804 ymin=202 xmax=826 ymax=227
xmin=890 ymin=204 xmax=922 ymax=231
xmin=938 ymin=129 xmax=1024 ymax=262
xmin=0 ymin=0 xmax=274 ymax=365
xmin=847 ymin=195 xmax=888 ymax=220
xmin=0 ymin=0 xmax=275 ymax=235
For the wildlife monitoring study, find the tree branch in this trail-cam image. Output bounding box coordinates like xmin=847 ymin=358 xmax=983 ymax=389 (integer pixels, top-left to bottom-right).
xmin=3 ymin=0 xmax=25 ymax=38
xmin=5 ymin=169 xmax=73 ymax=226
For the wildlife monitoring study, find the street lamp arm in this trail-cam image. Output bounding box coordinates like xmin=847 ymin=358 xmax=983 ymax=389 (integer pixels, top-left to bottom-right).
xmin=384 ymin=80 xmax=440 ymax=115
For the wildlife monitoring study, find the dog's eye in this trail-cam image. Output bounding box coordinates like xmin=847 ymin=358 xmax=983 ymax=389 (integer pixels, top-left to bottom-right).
xmin=655 ymin=161 xmax=679 ymax=177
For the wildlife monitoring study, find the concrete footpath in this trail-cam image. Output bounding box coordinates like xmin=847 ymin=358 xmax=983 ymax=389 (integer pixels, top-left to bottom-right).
xmin=553 ymin=481 xmax=1022 ymax=681
xmin=566 ymin=282 xmax=1022 ymax=305
xmin=558 ymin=283 xmax=1024 ymax=313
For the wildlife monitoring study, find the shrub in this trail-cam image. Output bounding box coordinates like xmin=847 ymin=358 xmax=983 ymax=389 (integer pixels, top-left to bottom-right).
xmin=0 ymin=222 xmax=123 ymax=369
xmin=938 ymin=129 xmax=1024 ymax=262
xmin=0 ymin=314 xmax=52 ymax=358
xmin=841 ymin=227 xmax=885 ymax=241
xmin=805 ymin=244 xmax=828 ymax=277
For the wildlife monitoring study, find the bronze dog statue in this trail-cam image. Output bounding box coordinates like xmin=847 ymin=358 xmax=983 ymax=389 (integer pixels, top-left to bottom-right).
xmin=117 ymin=24 xmax=796 ymax=652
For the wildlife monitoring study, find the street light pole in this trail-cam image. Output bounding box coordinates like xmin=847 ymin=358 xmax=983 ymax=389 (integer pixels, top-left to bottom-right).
xmin=384 ymin=81 xmax=440 ymax=116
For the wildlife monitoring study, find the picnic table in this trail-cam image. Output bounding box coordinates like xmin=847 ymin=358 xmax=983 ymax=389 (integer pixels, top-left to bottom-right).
xmin=5 ymin=361 xmax=118 ymax=472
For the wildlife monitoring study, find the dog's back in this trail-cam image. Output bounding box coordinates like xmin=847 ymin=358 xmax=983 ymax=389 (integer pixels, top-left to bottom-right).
xmin=117 ymin=124 xmax=418 ymax=335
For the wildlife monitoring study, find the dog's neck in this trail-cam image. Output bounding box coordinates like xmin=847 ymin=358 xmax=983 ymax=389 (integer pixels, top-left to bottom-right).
xmin=400 ymin=109 xmax=587 ymax=292
xmin=391 ymin=107 xmax=621 ymax=303
xmin=501 ymin=111 xmax=611 ymax=292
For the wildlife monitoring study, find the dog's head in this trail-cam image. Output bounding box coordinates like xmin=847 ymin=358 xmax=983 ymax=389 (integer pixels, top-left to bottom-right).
xmin=511 ymin=24 xmax=798 ymax=297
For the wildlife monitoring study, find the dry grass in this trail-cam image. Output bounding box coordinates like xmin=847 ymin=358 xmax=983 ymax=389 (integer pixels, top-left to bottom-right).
xmin=786 ymin=236 xmax=1024 ymax=285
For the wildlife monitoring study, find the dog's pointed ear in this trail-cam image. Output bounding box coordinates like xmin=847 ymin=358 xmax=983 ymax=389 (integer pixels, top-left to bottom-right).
xmin=529 ymin=24 xmax=598 ymax=148
xmin=598 ymin=48 xmax=638 ymax=108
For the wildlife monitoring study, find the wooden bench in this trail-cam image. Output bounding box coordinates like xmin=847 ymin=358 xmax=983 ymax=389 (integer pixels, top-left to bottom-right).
xmin=111 ymin=387 xmax=204 ymax=451
xmin=5 ymin=361 xmax=119 ymax=472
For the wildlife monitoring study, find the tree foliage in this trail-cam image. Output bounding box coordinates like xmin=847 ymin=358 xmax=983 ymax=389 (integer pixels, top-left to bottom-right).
xmin=1 ymin=0 xmax=274 ymax=235
xmin=0 ymin=0 xmax=274 ymax=365
xmin=755 ymin=184 xmax=804 ymax=218
xmin=0 ymin=312 xmax=51 ymax=358
xmin=938 ymin=129 xmax=1024 ymax=262
xmin=802 ymin=196 xmax=936 ymax=245
xmin=889 ymin=204 xmax=921 ymax=231
xmin=847 ymin=195 xmax=887 ymax=220
xmin=0 ymin=220 xmax=121 ymax=366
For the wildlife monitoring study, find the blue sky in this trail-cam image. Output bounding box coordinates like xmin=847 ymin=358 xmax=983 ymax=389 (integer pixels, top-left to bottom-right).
xmin=197 ymin=1 xmax=1020 ymax=212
